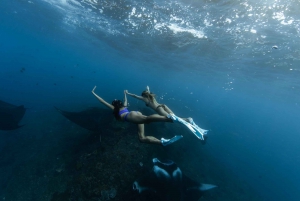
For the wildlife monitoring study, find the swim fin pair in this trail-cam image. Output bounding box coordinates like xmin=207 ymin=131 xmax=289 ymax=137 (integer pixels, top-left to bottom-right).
xmin=168 ymin=114 xmax=208 ymax=140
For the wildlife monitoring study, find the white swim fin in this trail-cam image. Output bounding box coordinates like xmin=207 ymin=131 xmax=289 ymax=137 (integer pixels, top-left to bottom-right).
xmin=161 ymin=135 xmax=183 ymax=146
xmin=170 ymin=114 xmax=208 ymax=140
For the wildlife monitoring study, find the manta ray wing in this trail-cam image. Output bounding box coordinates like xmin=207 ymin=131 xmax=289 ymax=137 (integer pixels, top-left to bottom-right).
xmin=133 ymin=158 xmax=217 ymax=201
xmin=55 ymin=107 xmax=112 ymax=132
xmin=0 ymin=100 xmax=26 ymax=130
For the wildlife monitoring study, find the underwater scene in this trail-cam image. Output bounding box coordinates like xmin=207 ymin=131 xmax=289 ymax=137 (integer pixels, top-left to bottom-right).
xmin=1 ymin=0 xmax=300 ymax=200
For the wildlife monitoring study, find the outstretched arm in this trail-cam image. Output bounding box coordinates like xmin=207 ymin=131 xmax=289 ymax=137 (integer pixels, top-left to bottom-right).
xmin=123 ymin=90 xmax=128 ymax=107
xmin=125 ymin=90 xmax=144 ymax=101
xmin=92 ymin=86 xmax=114 ymax=110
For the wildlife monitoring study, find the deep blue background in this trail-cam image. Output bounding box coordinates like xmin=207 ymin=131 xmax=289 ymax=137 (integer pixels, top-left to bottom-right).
xmin=1 ymin=0 xmax=300 ymax=200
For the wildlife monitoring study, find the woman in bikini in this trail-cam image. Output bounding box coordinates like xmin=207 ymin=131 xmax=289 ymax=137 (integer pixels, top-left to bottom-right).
xmin=126 ymin=87 xmax=209 ymax=141
xmin=125 ymin=87 xmax=193 ymax=123
xmin=91 ymin=86 xmax=182 ymax=146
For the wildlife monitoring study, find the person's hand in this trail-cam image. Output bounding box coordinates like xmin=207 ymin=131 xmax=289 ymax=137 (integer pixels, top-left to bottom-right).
xmin=92 ymin=86 xmax=97 ymax=93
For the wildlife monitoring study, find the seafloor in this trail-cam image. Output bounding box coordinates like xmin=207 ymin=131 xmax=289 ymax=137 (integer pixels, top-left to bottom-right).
xmin=0 ymin=107 xmax=261 ymax=201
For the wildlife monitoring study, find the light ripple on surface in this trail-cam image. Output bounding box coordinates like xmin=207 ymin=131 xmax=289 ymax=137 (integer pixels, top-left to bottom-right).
xmin=31 ymin=0 xmax=300 ymax=91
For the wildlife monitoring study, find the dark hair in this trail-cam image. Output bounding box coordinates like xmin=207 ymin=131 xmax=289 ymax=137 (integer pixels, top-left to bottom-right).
xmin=112 ymin=99 xmax=123 ymax=120
xmin=141 ymin=90 xmax=155 ymax=102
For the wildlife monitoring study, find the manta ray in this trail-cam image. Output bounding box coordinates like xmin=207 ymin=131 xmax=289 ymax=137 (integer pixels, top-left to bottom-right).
xmin=133 ymin=158 xmax=217 ymax=201
xmin=55 ymin=107 xmax=113 ymax=132
xmin=0 ymin=100 xmax=26 ymax=130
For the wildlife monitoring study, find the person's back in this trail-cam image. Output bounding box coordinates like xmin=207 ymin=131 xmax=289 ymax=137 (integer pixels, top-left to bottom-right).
xmin=140 ymin=90 xmax=173 ymax=116
xmin=126 ymin=88 xmax=195 ymax=123
xmin=125 ymin=87 xmax=209 ymax=141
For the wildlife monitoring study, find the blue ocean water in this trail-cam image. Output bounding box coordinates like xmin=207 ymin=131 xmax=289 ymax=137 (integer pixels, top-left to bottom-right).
xmin=1 ymin=0 xmax=300 ymax=200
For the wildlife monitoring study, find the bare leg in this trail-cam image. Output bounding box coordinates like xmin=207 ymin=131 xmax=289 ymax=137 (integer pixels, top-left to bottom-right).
xmin=128 ymin=111 xmax=173 ymax=124
xmin=137 ymin=124 xmax=162 ymax=145
xmin=160 ymin=105 xmax=191 ymax=123
xmin=145 ymin=114 xmax=173 ymax=124
xmin=161 ymin=104 xmax=174 ymax=114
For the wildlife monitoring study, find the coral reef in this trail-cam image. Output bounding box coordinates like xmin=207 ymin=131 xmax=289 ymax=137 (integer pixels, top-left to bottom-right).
xmin=48 ymin=117 xmax=166 ymax=201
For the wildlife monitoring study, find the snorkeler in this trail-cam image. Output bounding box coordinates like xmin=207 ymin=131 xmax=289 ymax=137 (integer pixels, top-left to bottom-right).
xmin=91 ymin=86 xmax=182 ymax=146
xmin=125 ymin=86 xmax=192 ymax=123
xmin=125 ymin=86 xmax=208 ymax=140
